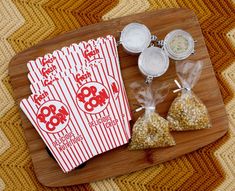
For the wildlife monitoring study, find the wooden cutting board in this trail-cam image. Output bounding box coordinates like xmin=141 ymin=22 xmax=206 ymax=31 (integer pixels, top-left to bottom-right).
xmin=9 ymin=8 xmax=228 ymax=187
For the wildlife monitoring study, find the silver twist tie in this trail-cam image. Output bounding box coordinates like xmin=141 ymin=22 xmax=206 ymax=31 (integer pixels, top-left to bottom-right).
xmin=173 ymin=79 xmax=191 ymax=93
xmin=133 ymin=106 xmax=155 ymax=113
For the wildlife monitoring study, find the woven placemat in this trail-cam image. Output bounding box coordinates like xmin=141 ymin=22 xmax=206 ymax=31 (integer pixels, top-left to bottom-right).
xmin=0 ymin=0 xmax=234 ymax=190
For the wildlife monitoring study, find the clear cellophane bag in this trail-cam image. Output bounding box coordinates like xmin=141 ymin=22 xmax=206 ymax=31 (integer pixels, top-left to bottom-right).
xmin=128 ymin=82 xmax=175 ymax=150
xmin=167 ymin=60 xmax=211 ymax=131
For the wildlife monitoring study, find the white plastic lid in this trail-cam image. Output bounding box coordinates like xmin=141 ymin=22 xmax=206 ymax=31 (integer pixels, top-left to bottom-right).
xmin=164 ymin=29 xmax=194 ymax=60
xmin=138 ymin=46 xmax=169 ymax=77
xmin=120 ymin=23 xmax=151 ymax=54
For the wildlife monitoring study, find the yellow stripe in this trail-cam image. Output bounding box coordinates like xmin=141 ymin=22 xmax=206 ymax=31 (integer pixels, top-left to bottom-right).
xmin=215 ymin=60 xmax=235 ymax=190
xmin=0 ymin=0 xmax=24 ymax=117
xmin=102 ymin=0 xmax=150 ymax=20
xmin=91 ymin=178 xmax=121 ymax=191
xmin=8 ymin=0 xmax=54 ymax=52
xmin=0 ymin=178 xmax=5 ymax=191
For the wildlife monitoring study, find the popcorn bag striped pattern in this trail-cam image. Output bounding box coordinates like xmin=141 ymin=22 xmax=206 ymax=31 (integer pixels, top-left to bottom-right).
xmin=20 ymin=36 xmax=131 ymax=172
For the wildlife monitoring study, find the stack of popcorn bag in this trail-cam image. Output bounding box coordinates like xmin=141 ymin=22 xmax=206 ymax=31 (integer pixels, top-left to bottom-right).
xmin=20 ymin=35 xmax=132 ymax=173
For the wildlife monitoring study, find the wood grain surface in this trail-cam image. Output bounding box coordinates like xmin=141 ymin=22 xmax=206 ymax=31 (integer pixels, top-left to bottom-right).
xmin=9 ymin=8 xmax=228 ymax=187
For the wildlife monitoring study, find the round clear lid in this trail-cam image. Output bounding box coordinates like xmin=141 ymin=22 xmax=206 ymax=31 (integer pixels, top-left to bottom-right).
xmin=120 ymin=23 xmax=151 ymax=53
xmin=164 ymin=29 xmax=195 ymax=60
xmin=138 ymin=46 xmax=169 ymax=77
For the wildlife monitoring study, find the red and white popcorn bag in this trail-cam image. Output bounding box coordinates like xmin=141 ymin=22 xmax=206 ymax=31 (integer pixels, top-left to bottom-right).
xmin=21 ymin=75 xmax=129 ymax=172
xmin=21 ymin=35 xmax=133 ymax=172
xmin=22 ymin=36 xmax=131 ymax=172
xmin=28 ymin=36 xmax=131 ymax=138
xmin=20 ymin=90 xmax=96 ymax=173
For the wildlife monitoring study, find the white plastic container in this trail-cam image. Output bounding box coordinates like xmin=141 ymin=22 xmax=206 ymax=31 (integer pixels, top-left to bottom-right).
xmin=138 ymin=46 xmax=169 ymax=83
xmin=120 ymin=23 xmax=151 ymax=54
xmin=163 ymin=29 xmax=195 ymax=60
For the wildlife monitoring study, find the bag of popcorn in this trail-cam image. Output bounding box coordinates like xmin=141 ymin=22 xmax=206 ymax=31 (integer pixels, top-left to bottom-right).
xmin=167 ymin=60 xmax=211 ymax=131
xmin=128 ymin=82 xmax=175 ymax=150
